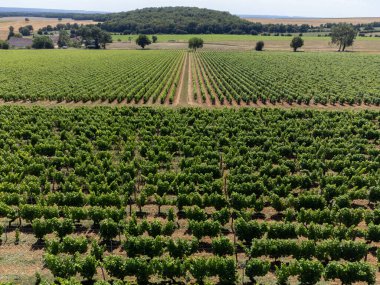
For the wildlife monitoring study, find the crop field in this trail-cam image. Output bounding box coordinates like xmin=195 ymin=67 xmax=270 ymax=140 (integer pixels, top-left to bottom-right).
xmin=0 ymin=106 xmax=379 ymax=285
xmin=112 ymin=34 xmax=380 ymax=43
xmin=0 ymin=50 xmax=185 ymax=104
xmin=192 ymin=51 xmax=380 ymax=106
xmin=244 ymin=17 xmax=380 ymax=26
xmin=0 ymin=17 xmax=96 ymax=40
xmin=0 ymin=50 xmax=379 ymax=108
xmin=113 ymin=34 xmax=331 ymax=43
xmin=111 ymin=34 xmax=380 ymax=53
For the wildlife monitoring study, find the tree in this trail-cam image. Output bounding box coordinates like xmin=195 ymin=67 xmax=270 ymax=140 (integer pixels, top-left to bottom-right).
xmin=58 ymin=30 xmax=70 ymax=48
xmin=7 ymin=26 xmax=15 ymax=40
xmin=32 ymin=36 xmax=54 ymax=49
xmin=152 ymin=35 xmax=158 ymax=43
xmin=99 ymin=30 xmax=113 ymax=49
xmin=136 ymin=35 xmax=152 ymax=49
xmin=255 ymin=41 xmax=264 ymax=51
xmin=188 ymin=37 xmax=204 ymax=51
xmin=78 ymin=26 xmax=112 ymax=49
xmin=19 ymin=27 xmax=31 ymax=36
xmin=331 ymin=23 xmax=357 ymax=52
xmin=290 ymin=36 xmax=304 ymax=52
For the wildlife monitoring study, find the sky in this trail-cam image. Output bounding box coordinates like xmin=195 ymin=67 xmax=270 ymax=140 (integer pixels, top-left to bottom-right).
xmin=1 ymin=0 xmax=380 ymax=17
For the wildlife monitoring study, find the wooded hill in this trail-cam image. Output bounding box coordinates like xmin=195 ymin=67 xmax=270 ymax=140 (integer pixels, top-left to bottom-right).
xmin=98 ymin=7 xmax=257 ymax=34
xmin=0 ymin=7 xmax=260 ymax=34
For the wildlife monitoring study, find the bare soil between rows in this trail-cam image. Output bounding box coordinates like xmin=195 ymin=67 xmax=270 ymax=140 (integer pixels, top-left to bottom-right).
xmin=0 ymin=99 xmax=378 ymax=111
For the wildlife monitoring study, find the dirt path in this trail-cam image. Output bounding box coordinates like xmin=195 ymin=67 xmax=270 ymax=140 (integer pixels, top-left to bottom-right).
xmin=187 ymin=53 xmax=196 ymax=106
xmin=191 ymin=54 xmax=203 ymax=106
xmin=175 ymin=52 xmax=189 ymax=107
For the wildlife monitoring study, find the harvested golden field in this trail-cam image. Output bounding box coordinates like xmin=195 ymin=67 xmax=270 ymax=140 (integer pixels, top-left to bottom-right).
xmin=0 ymin=17 xmax=96 ymax=40
xmin=245 ymin=17 xmax=380 ymax=26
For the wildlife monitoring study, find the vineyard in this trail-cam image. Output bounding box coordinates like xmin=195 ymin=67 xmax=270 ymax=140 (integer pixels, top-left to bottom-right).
xmin=0 ymin=50 xmax=380 ymax=108
xmin=0 ymin=50 xmax=185 ymax=104
xmin=0 ymin=106 xmax=379 ymax=284
xmin=191 ymin=51 xmax=380 ymax=106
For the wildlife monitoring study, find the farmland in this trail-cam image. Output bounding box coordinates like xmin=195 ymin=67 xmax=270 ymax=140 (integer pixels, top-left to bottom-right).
xmin=0 ymin=50 xmax=185 ymax=104
xmin=1 ymin=6 xmax=380 ymax=285
xmin=112 ymin=34 xmax=380 ymax=43
xmin=0 ymin=17 xmax=96 ymax=40
xmin=0 ymin=106 xmax=379 ymax=284
xmin=0 ymin=50 xmax=379 ymax=107
xmin=192 ymin=51 xmax=380 ymax=106
xmin=111 ymin=34 xmax=380 ymax=53
xmin=244 ymin=17 xmax=380 ymax=26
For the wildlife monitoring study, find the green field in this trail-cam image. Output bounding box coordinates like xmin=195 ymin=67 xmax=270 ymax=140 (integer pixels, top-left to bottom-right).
xmin=113 ymin=34 xmax=329 ymax=43
xmin=112 ymin=33 xmax=380 ymax=43
xmin=0 ymin=49 xmax=379 ymax=106
xmin=193 ymin=51 xmax=380 ymax=105
xmin=0 ymin=106 xmax=379 ymax=284
xmin=0 ymin=50 xmax=185 ymax=103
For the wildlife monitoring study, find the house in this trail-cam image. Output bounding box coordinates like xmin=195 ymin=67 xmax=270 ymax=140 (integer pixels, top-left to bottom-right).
xmin=8 ymin=37 xmax=33 ymax=48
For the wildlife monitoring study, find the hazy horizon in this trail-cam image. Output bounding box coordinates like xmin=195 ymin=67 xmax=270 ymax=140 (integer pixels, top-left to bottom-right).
xmin=0 ymin=0 xmax=379 ymax=17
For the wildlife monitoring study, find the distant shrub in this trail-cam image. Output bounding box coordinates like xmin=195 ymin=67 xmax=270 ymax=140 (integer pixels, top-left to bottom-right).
xmin=255 ymin=41 xmax=265 ymax=51
xmin=0 ymin=40 xmax=9 ymax=50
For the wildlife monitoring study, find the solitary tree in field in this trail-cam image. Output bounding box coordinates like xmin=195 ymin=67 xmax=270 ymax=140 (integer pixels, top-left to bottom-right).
xmin=290 ymin=36 xmax=304 ymax=52
xmin=330 ymin=23 xmax=357 ymax=52
xmin=136 ymin=35 xmax=152 ymax=49
xmin=7 ymin=26 xmax=15 ymax=40
xmin=152 ymin=35 xmax=158 ymax=43
xmin=188 ymin=37 xmax=204 ymax=51
xmin=255 ymin=41 xmax=265 ymax=51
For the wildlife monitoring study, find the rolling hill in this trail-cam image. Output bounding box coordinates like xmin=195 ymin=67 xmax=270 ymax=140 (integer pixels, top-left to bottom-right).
xmin=99 ymin=7 xmax=258 ymax=34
